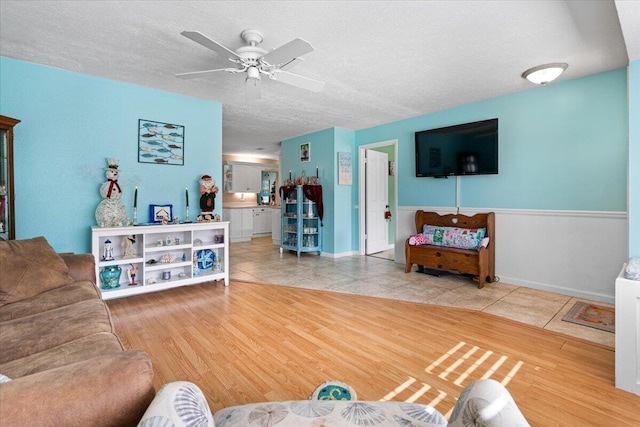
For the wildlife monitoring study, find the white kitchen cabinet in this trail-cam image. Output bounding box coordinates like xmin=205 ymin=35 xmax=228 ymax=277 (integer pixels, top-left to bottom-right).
xmin=224 ymin=163 xmax=262 ymax=193
xmin=272 ymin=208 xmax=281 ymax=245
xmin=91 ymin=222 xmax=229 ymax=300
xmin=252 ymin=208 xmax=272 ymax=236
xmin=224 ymin=208 xmax=253 ymax=242
xmin=241 ymin=208 xmax=253 ymax=238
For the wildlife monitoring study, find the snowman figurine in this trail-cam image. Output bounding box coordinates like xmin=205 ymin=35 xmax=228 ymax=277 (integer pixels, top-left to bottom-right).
xmin=95 ymin=158 xmax=130 ymax=227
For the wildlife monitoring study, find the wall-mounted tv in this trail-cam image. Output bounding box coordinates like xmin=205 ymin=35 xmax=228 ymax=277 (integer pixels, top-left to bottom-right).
xmin=415 ymin=118 xmax=498 ymax=177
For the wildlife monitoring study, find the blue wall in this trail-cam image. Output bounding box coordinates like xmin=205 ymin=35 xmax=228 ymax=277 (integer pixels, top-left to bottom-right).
xmin=630 ymin=60 xmax=639 ymax=258
xmin=0 ymin=57 xmax=223 ymax=253
xmin=333 ymin=128 xmax=355 ymax=254
xmin=355 ymin=69 xmax=628 ymax=212
xmin=283 ymin=69 xmax=628 ymax=255
xmin=281 ymin=127 xmax=354 ymax=255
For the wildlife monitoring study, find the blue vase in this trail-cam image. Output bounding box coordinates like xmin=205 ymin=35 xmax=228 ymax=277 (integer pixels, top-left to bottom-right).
xmin=100 ymin=265 xmax=121 ymax=289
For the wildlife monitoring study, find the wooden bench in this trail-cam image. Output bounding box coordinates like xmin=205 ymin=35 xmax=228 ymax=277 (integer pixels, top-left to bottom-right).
xmin=404 ymin=210 xmax=495 ymax=288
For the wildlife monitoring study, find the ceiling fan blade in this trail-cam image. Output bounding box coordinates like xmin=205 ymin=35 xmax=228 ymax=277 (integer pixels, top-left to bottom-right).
xmin=245 ymin=77 xmax=262 ymax=101
xmin=262 ymin=38 xmax=314 ymax=66
xmin=279 ymin=57 xmax=304 ymax=71
xmin=181 ymin=31 xmax=241 ymax=61
xmin=271 ymin=70 xmax=325 ymax=92
xmin=175 ymin=68 xmax=240 ymax=79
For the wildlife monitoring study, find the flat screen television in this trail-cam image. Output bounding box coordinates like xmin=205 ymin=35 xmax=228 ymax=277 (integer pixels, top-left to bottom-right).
xmin=415 ymin=118 xmax=498 ymax=177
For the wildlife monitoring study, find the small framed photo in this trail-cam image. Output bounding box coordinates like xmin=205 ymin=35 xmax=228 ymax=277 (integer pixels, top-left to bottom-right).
xmin=149 ymin=204 xmax=173 ymax=223
xmin=300 ymin=142 xmax=310 ymax=163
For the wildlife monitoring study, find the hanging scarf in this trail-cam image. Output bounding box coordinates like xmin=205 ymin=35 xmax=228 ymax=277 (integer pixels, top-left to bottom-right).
xmin=279 ymin=185 xmax=297 ymax=200
xmin=303 ymin=184 xmax=323 ymax=223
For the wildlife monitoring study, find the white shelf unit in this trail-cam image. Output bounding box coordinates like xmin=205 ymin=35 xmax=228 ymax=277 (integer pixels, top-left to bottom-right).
xmin=615 ymin=264 xmax=640 ymax=396
xmin=91 ymin=221 xmax=229 ymax=300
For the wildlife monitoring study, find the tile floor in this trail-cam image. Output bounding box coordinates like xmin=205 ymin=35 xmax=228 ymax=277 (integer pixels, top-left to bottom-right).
xmin=228 ymin=237 xmax=615 ymax=347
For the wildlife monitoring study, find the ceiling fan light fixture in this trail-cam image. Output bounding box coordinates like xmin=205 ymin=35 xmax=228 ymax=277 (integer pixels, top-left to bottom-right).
xmin=246 ymin=66 xmax=260 ymax=80
xmin=521 ymin=63 xmax=568 ymax=85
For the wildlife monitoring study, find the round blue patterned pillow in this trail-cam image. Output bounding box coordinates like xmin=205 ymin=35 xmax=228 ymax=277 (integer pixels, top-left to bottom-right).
xmin=310 ymin=380 xmax=357 ymax=401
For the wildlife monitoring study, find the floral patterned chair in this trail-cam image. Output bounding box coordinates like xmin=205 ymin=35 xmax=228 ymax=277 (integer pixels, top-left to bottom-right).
xmin=138 ymin=379 xmax=529 ymax=426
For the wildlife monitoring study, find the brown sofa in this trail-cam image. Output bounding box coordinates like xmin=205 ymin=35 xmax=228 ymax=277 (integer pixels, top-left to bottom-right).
xmin=0 ymin=236 xmax=155 ymax=427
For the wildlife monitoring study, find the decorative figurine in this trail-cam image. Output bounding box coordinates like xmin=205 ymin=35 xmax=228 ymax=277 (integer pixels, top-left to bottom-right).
xmin=199 ymin=174 xmax=219 ymax=221
xmin=121 ymin=235 xmax=137 ymax=259
xmin=95 ymin=158 xmax=131 ymax=227
xmin=103 ymin=239 xmax=114 ymax=261
xmin=127 ymin=264 xmax=138 ymax=286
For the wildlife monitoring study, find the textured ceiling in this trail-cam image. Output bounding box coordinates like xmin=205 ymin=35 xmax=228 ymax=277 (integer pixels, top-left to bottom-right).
xmin=1 ymin=1 xmax=637 ymax=159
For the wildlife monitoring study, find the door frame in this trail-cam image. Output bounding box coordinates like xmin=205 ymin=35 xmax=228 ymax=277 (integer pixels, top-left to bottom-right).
xmin=358 ymin=139 xmax=398 ymax=256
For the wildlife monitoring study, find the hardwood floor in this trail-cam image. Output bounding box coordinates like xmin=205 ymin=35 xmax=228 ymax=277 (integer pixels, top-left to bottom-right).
xmin=107 ymin=280 xmax=640 ymax=426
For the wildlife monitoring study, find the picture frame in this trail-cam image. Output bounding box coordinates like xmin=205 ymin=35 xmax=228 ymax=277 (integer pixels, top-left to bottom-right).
xmin=338 ymin=152 xmax=352 ymax=185
xmin=149 ymin=204 xmax=173 ymax=223
xmin=138 ymin=119 xmax=185 ymax=166
xmin=300 ymin=142 xmax=310 ymax=163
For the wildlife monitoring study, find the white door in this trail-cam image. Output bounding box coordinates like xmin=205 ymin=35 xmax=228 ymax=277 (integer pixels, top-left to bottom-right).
xmin=365 ymin=149 xmax=388 ymax=254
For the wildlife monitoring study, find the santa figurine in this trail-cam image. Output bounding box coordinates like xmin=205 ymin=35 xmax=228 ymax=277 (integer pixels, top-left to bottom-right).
xmin=95 ymin=158 xmax=130 ymax=227
xmin=199 ymin=174 xmax=219 ymax=221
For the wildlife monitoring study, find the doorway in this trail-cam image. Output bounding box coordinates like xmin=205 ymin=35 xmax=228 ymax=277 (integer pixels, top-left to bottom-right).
xmin=358 ymin=140 xmax=398 ymax=260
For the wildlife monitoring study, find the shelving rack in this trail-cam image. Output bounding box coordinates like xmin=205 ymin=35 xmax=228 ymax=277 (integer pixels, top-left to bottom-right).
xmin=280 ymin=185 xmax=322 ymax=257
xmin=91 ymin=221 xmax=229 ymax=300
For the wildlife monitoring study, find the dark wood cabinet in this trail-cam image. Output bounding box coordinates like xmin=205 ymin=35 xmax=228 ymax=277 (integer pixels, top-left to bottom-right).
xmin=0 ymin=115 xmax=20 ymax=240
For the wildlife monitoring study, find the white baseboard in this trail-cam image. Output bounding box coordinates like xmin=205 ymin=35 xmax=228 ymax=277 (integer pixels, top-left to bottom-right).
xmin=321 ymin=250 xmax=359 ymax=259
xmin=497 ymin=275 xmax=615 ymax=304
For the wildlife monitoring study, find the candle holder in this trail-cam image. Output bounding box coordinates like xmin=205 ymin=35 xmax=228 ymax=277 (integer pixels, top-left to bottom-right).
xmin=132 ymin=207 xmax=138 ymax=225
xmin=185 ymin=206 xmax=191 ymax=223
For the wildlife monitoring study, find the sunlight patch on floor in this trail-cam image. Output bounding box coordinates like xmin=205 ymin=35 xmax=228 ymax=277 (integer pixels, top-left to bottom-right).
xmin=380 ymin=377 xmax=416 ymax=401
xmin=380 ymin=341 xmax=524 ymax=414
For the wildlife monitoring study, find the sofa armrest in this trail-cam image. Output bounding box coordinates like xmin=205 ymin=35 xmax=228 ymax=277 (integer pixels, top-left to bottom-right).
xmin=59 ymin=253 xmax=96 ymax=284
xmin=0 ymin=350 xmax=154 ymax=427
xmin=138 ymin=381 xmax=214 ymax=427
xmin=447 ymin=379 xmax=529 ymax=426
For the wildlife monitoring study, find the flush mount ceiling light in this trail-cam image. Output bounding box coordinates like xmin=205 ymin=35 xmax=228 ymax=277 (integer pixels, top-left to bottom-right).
xmin=521 ymin=63 xmax=568 ymax=85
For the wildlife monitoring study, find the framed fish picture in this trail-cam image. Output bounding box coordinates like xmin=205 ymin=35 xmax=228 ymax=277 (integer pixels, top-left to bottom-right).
xmin=138 ymin=119 xmax=185 ymax=165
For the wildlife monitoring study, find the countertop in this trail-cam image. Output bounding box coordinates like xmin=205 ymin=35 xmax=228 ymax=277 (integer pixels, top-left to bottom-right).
xmin=223 ymin=204 xmax=280 ymax=209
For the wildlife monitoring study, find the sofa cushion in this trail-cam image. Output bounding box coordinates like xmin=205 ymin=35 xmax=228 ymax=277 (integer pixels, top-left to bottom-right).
xmin=0 ymin=350 xmax=155 ymax=427
xmin=0 ymin=280 xmax=100 ymax=321
xmin=214 ymin=400 xmax=447 ymax=426
xmin=0 ymin=236 xmax=74 ymax=307
xmin=0 ymin=299 xmax=114 ymax=364
xmin=422 ymin=225 xmax=486 ymax=250
xmin=0 ymin=332 xmax=124 ymax=378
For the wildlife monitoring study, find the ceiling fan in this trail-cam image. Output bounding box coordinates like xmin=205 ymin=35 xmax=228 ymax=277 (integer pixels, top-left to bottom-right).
xmin=176 ymin=29 xmax=325 ymax=100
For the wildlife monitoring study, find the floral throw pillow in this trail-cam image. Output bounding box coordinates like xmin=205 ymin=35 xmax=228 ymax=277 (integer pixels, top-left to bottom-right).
xmin=422 ymin=225 xmax=486 ymax=251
